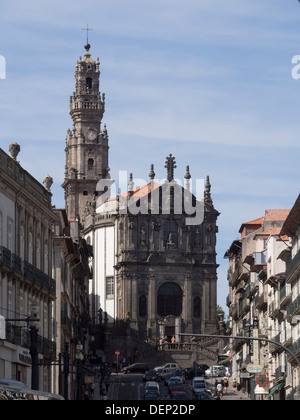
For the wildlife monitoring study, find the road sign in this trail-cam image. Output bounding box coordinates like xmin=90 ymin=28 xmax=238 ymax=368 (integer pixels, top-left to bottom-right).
xmin=247 ymin=364 xmax=263 ymax=374
xmin=115 ymin=350 xmax=120 ymax=356
xmin=257 ymin=375 xmax=269 ymax=388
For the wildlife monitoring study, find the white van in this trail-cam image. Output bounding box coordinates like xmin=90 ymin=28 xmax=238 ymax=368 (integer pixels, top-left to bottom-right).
xmin=192 ymin=377 xmax=207 ymax=394
xmin=205 ymin=365 xmax=227 ymax=378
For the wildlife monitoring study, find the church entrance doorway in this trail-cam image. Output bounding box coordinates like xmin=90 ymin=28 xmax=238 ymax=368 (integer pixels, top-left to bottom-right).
xmin=165 ymin=326 xmax=175 ymax=341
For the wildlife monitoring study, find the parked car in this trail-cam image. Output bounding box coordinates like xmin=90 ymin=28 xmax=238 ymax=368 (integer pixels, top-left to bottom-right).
xmin=145 ymin=381 xmax=160 ymax=395
xmin=164 ymin=374 xmax=173 ymax=387
xmin=195 ymin=390 xmax=216 ymax=401
xmin=168 ymin=377 xmax=183 ymax=393
xmin=172 ymin=370 xmax=186 ymax=384
xmin=159 ymin=368 xmax=173 ymax=380
xmin=170 ymin=386 xmax=186 ymax=397
xmin=143 ymin=370 xmax=160 ymax=382
xmin=183 ymin=364 xmax=209 ymax=380
xmin=154 ymin=363 xmax=179 ymax=372
xmin=122 ymin=363 xmax=150 ymax=374
xmin=171 ymin=392 xmax=190 ymax=400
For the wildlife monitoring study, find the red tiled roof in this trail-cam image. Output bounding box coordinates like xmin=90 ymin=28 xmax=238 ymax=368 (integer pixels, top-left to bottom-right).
xmin=107 ymin=182 xmax=161 ymax=202
xmin=253 ymin=227 xmax=282 ymax=239
xmin=239 ymin=217 xmax=264 ymax=233
xmin=264 ymin=209 xmax=290 ymax=221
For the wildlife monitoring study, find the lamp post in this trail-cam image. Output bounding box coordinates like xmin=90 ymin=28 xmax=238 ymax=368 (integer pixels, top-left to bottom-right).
xmin=3 ymin=302 xmax=40 ymax=391
xmin=75 ymin=341 xmax=84 ymax=401
xmin=63 ymin=342 xmax=70 ymax=400
xmin=29 ymin=300 xmax=40 ymax=391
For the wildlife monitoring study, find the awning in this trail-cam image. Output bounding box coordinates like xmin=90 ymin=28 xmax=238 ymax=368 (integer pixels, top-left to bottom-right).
xmin=268 ymin=382 xmax=283 ymax=398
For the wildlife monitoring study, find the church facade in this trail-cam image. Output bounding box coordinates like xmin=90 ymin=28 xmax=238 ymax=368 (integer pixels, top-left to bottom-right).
xmin=63 ymin=43 xmax=220 ymax=340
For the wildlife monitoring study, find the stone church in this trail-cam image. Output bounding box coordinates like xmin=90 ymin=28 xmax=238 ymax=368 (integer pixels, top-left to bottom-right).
xmin=62 ymin=43 xmax=220 ymax=341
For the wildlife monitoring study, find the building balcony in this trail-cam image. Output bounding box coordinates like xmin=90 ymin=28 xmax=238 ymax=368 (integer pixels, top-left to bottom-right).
xmin=288 ymin=337 xmax=300 ymax=363
xmin=287 ymin=295 xmax=300 ymax=318
xmin=0 ymin=249 xmax=55 ymax=297
xmin=239 ymin=295 xmax=250 ymax=317
xmin=61 ymin=311 xmax=72 ymax=332
xmin=280 ymin=284 xmax=292 ymax=308
xmin=286 ymin=248 xmax=300 ymax=283
xmin=0 ymin=246 xmax=12 ymax=270
xmin=270 ymin=333 xmax=282 ymax=354
xmin=23 ymin=261 xmax=56 ymax=296
xmin=5 ymin=323 xmax=56 ymax=361
xmin=255 ymin=290 xmax=268 ymax=311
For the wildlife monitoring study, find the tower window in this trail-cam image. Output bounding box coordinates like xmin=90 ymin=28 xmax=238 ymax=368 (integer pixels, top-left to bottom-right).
xmin=83 ymin=191 xmax=88 ymax=196
xmin=86 ymin=77 xmax=92 ymax=93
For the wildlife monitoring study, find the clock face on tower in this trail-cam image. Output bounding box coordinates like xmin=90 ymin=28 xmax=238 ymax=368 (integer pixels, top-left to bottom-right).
xmin=86 ymin=129 xmax=97 ymax=142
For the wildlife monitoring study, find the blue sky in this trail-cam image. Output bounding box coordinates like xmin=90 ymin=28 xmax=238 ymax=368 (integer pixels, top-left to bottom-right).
xmin=1 ymin=0 xmax=300 ymax=314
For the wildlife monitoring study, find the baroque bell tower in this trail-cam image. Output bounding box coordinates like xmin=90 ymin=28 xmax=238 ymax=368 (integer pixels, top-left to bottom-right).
xmin=62 ymin=42 xmax=109 ymax=222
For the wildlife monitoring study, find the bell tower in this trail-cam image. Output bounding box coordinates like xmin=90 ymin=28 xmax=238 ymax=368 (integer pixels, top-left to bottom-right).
xmin=62 ymin=43 xmax=109 ymax=222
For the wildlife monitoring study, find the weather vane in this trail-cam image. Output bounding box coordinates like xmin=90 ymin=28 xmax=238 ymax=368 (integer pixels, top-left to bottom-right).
xmin=83 ymin=23 xmax=93 ymax=45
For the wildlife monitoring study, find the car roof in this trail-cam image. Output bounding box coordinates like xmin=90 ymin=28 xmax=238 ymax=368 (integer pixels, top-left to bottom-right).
xmin=0 ymin=379 xmax=27 ymax=388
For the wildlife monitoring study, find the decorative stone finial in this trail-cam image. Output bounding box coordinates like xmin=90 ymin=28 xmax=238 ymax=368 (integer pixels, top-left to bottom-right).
xmin=149 ymin=164 xmax=155 ymax=180
xmin=43 ymin=175 xmax=53 ymax=191
xmin=128 ymin=173 xmax=134 ymax=199
xmin=184 ymin=165 xmax=191 ymax=191
xmin=204 ymin=175 xmax=213 ymax=205
xmin=165 ymin=154 xmax=177 ymax=182
xmin=9 ymin=143 xmax=20 ymax=160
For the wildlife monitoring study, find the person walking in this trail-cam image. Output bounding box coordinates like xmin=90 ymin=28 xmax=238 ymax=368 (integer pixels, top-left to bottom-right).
xmin=232 ymin=378 xmax=237 ymax=393
xmin=223 ymin=377 xmax=229 ymax=394
xmin=216 ymin=382 xmax=223 ymax=398
xmin=171 ymin=336 xmax=176 ymax=349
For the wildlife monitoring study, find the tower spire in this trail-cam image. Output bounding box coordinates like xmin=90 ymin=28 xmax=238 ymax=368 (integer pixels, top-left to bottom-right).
xmin=83 ymin=23 xmax=93 ymax=47
xmin=165 ymin=154 xmax=177 ymax=182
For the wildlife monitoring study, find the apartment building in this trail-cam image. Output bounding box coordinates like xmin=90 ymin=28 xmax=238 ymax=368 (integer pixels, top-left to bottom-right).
xmin=225 ymin=209 xmax=291 ymax=400
xmin=280 ymin=194 xmax=300 ymax=400
xmin=0 ymin=144 xmax=57 ymax=391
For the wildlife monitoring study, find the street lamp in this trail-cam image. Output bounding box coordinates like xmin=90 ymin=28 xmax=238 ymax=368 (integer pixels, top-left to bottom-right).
xmin=29 ymin=300 xmax=40 ymax=391
xmin=75 ymin=341 xmax=84 ymax=401
xmin=2 ymin=303 xmax=40 ymax=390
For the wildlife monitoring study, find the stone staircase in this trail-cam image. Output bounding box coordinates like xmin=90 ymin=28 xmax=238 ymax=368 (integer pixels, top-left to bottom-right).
xmin=104 ymin=323 xmax=221 ymax=370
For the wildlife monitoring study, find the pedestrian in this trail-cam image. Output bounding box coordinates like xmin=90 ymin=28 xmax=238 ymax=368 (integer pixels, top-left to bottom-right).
xmin=105 ymin=380 xmax=110 ymax=393
xmin=232 ymin=378 xmax=237 ymax=392
xmin=84 ymin=388 xmax=90 ymax=401
xmin=223 ymin=377 xmax=229 ymax=394
xmin=216 ymin=382 xmax=223 ymax=398
xmin=171 ymin=336 xmax=175 ymax=349
xmin=90 ymin=383 xmax=95 ymax=398
xmin=215 ymin=379 xmax=219 ymax=394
